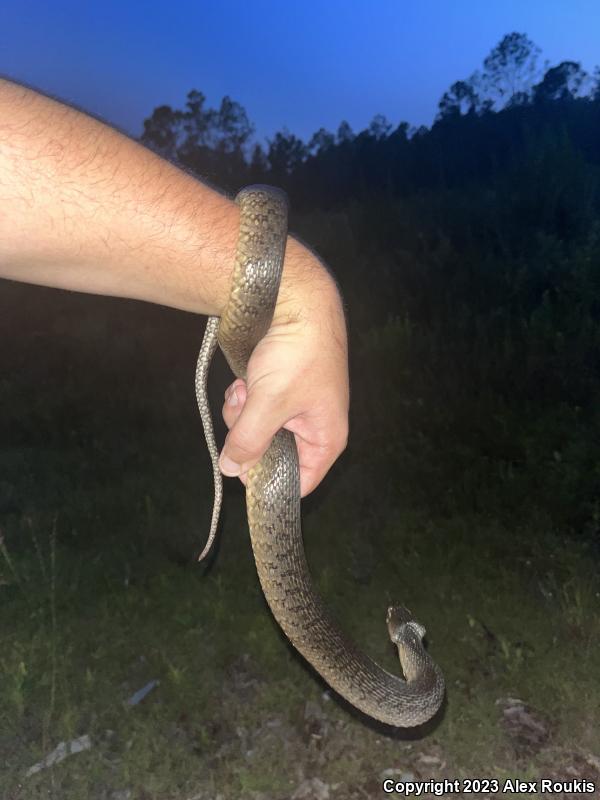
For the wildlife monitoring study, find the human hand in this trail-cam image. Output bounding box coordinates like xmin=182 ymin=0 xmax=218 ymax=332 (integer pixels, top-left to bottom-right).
xmin=218 ymin=243 xmax=349 ymax=497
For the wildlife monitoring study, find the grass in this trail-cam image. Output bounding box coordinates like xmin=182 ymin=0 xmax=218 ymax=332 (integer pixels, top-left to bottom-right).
xmin=1 ymin=281 xmax=599 ymax=798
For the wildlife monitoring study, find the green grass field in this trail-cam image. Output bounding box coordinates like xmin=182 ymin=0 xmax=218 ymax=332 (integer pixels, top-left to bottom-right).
xmin=1 ymin=282 xmax=599 ymax=799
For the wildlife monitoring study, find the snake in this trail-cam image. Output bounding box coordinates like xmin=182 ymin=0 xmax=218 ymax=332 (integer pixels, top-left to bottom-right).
xmin=195 ymin=185 xmax=445 ymax=727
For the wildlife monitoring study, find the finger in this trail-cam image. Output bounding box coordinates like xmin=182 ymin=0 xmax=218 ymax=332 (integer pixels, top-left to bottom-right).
xmin=219 ymin=385 xmax=285 ymax=477
xmin=222 ymin=379 xmax=247 ymax=430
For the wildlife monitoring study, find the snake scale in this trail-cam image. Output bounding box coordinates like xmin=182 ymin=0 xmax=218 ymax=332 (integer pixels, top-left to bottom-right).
xmin=195 ymin=185 xmax=444 ymax=727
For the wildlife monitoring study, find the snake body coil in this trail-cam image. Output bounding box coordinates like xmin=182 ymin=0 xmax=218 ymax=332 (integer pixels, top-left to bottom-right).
xmin=195 ymin=185 xmax=444 ymax=727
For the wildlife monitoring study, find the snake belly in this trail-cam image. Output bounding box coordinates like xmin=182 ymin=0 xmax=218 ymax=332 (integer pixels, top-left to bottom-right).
xmin=195 ymin=185 xmax=445 ymax=727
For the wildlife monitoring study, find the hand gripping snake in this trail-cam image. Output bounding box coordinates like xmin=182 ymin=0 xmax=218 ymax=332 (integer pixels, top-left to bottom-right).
xmin=195 ymin=185 xmax=444 ymax=727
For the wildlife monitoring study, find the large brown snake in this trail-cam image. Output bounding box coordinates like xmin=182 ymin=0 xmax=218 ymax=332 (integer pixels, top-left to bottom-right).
xmin=195 ymin=185 xmax=444 ymax=727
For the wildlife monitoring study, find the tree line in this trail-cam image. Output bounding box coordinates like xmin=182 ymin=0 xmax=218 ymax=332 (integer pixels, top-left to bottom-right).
xmin=139 ymin=34 xmax=600 ymax=536
xmin=139 ymin=33 xmax=600 ymax=207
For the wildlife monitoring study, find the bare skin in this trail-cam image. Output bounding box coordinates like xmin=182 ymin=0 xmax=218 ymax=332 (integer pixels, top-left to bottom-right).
xmin=0 ymin=78 xmax=349 ymax=496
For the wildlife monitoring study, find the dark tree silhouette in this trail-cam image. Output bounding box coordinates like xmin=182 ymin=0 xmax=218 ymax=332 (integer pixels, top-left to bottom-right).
xmin=437 ymin=80 xmax=482 ymax=119
xmin=266 ymin=129 xmax=307 ymax=179
xmin=594 ymin=67 xmax=600 ymax=100
xmin=141 ymin=89 xmax=254 ymax=189
xmin=478 ymin=32 xmax=542 ymax=109
xmin=368 ymin=114 xmax=392 ymax=140
xmin=336 ymin=120 xmax=354 ymax=143
xmin=214 ymin=96 xmax=254 ymax=153
xmin=308 ymin=127 xmax=335 ymax=155
xmin=533 ymin=61 xmax=589 ymax=103
xmin=140 ymin=105 xmax=182 ymax=159
xmin=248 ymin=143 xmax=268 ymax=181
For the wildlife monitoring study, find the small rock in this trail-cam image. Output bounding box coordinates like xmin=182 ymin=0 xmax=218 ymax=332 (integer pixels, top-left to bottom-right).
xmin=25 ymin=735 xmax=92 ymax=777
xmin=292 ymin=777 xmax=330 ymax=799
xmin=416 ymin=753 xmax=445 ymax=769
xmin=584 ymin=752 xmax=600 ymax=773
xmin=496 ymin=697 xmax=550 ymax=756
xmin=126 ymin=679 xmax=159 ymax=706
xmin=380 ymin=769 xmax=415 ymax=782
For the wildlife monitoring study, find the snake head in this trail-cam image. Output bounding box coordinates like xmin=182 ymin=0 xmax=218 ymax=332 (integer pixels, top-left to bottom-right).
xmin=386 ymin=606 xmax=432 ymax=686
xmin=386 ymin=605 xmax=427 ymax=645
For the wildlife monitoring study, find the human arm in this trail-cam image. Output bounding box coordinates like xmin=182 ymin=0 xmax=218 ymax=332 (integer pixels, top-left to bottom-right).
xmin=0 ymin=78 xmax=349 ymax=494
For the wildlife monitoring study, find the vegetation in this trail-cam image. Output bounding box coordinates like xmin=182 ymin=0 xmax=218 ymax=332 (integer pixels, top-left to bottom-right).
xmin=1 ymin=31 xmax=599 ymax=799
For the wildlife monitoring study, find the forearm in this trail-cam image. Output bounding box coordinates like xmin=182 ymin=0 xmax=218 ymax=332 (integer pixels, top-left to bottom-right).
xmin=0 ymin=78 xmax=333 ymax=317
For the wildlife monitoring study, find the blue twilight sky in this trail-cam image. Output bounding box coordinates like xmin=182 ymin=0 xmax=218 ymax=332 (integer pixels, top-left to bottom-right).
xmin=1 ymin=0 xmax=599 ymax=146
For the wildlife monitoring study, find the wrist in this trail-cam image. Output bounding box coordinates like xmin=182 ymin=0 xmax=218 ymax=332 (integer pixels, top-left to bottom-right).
xmin=272 ymin=238 xmax=349 ymax=397
xmin=275 ymin=238 xmax=343 ymax=325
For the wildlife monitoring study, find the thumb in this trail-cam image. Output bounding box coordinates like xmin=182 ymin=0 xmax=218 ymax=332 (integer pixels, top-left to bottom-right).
xmin=219 ymin=384 xmax=283 ymax=477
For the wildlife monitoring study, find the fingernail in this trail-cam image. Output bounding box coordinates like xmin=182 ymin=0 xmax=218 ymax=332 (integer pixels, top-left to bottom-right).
xmin=219 ymin=454 xmax=241 ymax=476
xmin=227 ymin=388 xmax=239 ymax=407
